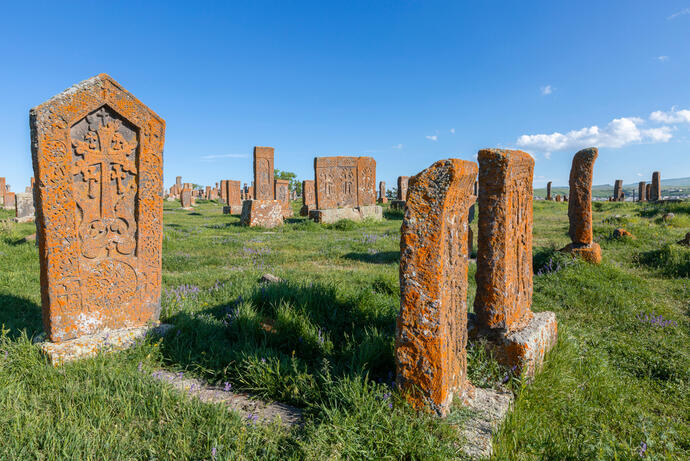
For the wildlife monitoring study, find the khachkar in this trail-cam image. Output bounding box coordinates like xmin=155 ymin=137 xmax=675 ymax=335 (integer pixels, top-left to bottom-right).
xmin=560 ymin=147 xmax=602 ymax=264
xmin=638 ymin=181 xmax=647 ymax=202
xmin=222 ymin=180 xmax=242 ymax=214
xmin=613 ymin=179 xmax=624 ymax=201
xmin=300 ymin=180 xmax=315 ymax=216
xmin=242 ymin=146 xmax=283 ymax=227
xmin=310 ymin=156 xmax=381 ymax=224
xmin=396 ymin=159 xmax=477 ymax=416
xmin=274 ymin=179 xmax=293 ymax=218
xmin=471 ymin=149 xmax=557 ymax=378
xmin=391 ymin=176 xmax=409 ymax=209
xmin=220 ymin=179 xmax=228 ymax=204
xmin=30 ymin=74 xmax=166 ymax=364
xmin=378 ymin=181 xmax=388 ymax=204
xmin=546 ymin=181 xmax=552 ymax=200
xmin=650 ymin=171 xmax=661 ymax=201
xmin=15 ymin=192 xmax=35 ymax=223
xmin=0 ymin=177 xmax=5 ymax=206
xmin=180 ymin=185 xmax=193 ymax=209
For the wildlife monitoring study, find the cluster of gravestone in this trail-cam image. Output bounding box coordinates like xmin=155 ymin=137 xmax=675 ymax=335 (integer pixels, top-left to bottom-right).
xmin=544 ymin=182 xmax=568 ymax=202
xmin=0 ymin=176 xmax=36 ymax=222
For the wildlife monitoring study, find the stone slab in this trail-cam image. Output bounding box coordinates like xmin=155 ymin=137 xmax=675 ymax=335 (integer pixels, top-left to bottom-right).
xmin=309 ymin=205 xmax=382 ymax=224
xmin=390 ymin=200 xmax=406 ymax=210
xmin=241 ymin=200 xmax=284 ymax=228
xmin=222 ymin=205 xmax=243 ymax=215
xmin=459 ymin=386 xmax=514 ymax=459
xmin=561 ymin=241 xmax=602 ymax=264
xmin=36 ymin=323 xmax=172 ymax=366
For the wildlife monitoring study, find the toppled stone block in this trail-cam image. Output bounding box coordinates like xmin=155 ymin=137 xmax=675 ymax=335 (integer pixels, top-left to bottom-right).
xmin=241 ymin=200 xmax=284 ymax=228
xmin=259 ymin=273 xmax=282 ymax=284
xmin=561 ymin=242 xmax=602 ymax=264
xmin=612 ymin=228 xmax=634 ymax=239
xmin=309 ymin=205 xmax=382 ymax=224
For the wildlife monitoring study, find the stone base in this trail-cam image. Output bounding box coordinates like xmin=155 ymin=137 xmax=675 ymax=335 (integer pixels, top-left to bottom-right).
xmin=468 ymin=311 xmax=558 ymax=378
xmin=458 ymin=385 xmax=514 ymax=459
xmin=300 ymin=204 xmax=314 ymax=216
xmin=390 ymin=200 xmax=406 ymax=210
xmin=36 ymin=324 xmax=173 ymax=366
xmin=378 ymin=197 xmax=388 ymax=204
xmin=281 ymin=204 xmax=293 ymax=218
xmin=14 ymin=216 xmax=35 ymax=223
xmin=241 ymin=200 xmax=284 ymax=228
xmin=560 ymin=241 xmax=602 ymax=264
xmin=222 ymin=205 xmax=243 ymax=215
xmin=309 ymin=205 xmax=383 ymax=224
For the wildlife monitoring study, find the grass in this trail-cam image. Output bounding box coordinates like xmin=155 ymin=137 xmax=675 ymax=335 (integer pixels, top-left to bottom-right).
xmin=0 ymin=198 xmax=688 ymax=459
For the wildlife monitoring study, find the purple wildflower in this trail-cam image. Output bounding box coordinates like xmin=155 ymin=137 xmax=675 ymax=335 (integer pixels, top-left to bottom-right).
xmin=137 ymin=361 xmax=143 ymax=372
xmin=224 ymin=382 xmax=232 ymax=392
xmin=638 ymin=441 xmax=647 ymax=457
xmin=212 ymin=446 xmax=217 ymax=459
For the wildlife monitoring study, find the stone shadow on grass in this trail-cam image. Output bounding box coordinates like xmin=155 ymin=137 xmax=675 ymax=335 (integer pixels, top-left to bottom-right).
xmin=0 ymin=294 xmax=43 ymax=339
xmin=342 ymin=251 xmax=400 ymax=265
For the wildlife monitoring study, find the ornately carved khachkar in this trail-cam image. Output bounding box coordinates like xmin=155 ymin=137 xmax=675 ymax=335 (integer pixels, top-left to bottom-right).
xmin=254 ymin=147 xmax=275 ymax=200
xmin=560 ymin=147 xmax=602 ymax=264
xmin=471 ymin=149 xmax=557 ymax=378
xmin=242 ymin=147 xmax=283 ymax=227
xmin=397 ymin=158 xmax=477 ymax=416
xmin=30 ymin=74 xmax=165 ymax=355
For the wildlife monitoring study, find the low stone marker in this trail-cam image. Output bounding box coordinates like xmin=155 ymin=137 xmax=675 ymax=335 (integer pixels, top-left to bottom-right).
xmin=555 ymin=194 xmax=562 ymax=202
xmin=471 ymin=148 xmax=557 ymax=378
xmin=397 ymin=158 xmax=478 ymax=416
xmin=650 ymin=171 xmax=661 ymax=201
xmin=300 ymin=180 xmax=315 ymax=216
xmin=30 ymin=74 xmax=166 ymax=362
xmin=560 ymin=147 xmax=602 ymax=264
xmin=241 ymin=200 xmax=283 ymax=228
xmin=14 ymin=192 xmax=35 ymax=222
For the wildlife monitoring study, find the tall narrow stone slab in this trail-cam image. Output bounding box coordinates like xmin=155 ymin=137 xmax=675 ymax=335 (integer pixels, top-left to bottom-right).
xmin=356 ymin=157 xmax=376 ymax=206
xmin=4 ymin=192 xmax=16 ymax=210
xmin=275 ymin=179 xmax=292 ymax=217
xmin=378 ymin=181 xmax=388 ymax=204
xmin=613 ymin=179 xmax=623 ymax=201
xmin=222 ymin=180 xmax=242 ymax=214
xmin=397 ymin=158 xmax=477 ymax=416
xmin=15 ymin=192 xmax=35 ymax=222
xmin=301 ymin=180 xmax=315 ymax=216
xmin=254 ymin=147 xmax=275 ymax=200
xmin=30 ymin=74 xmax=165 ymax=344
xmin=546 ymin=181 xmax=552 ymax=200
xmin=397 ymin=176 xmax=409 ymax=200
xmin=220 ymin=179 xmax=228 ymax=204
xmin=651 ymin=171 xmax=660 ymax=201
xmin=645 ymin=183 xmax=651 ymax=201
xmin=0 ymin=177 xmax=5 ymax=206
xmin=638 ymin=181 xmax=646 ymax=202
xmin=561 ymin=147 xmax=601 ymax=264
xmin=180 ymin=187 xmax=192 ymax=209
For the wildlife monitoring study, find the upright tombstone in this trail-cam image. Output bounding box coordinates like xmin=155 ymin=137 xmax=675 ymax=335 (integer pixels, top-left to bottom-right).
xmin=220 ymin=179 xmax=228 ymax=204
xmin=638 ymin=181 xmax=647 ymax=202
xmin=613 ymin=179 xmax=624 ymax=201
xmin=205 ymin=185 xmax=211 ymax=199
xmin=222 ymin=180 xmax=242 ymax=214
xmin=274 ymin=179 xmax=292 ymax=217
xmin=391 ymin=176 xmax=409 ymax=210
xmin=378 ymin=181 xmax=388 ymax=204
xmin=15 ymin=192 xmax=35 ymax=222
xmin=0 ymin=177 xmax=5 ymax=206
xmin=397 ymin=158 xmax=477 ymax=416
xmin=301 ymin=180 xmax=315 ymax=216
xmin=560 ymin=148 xmax=601 ymax=264
xmin=650 ymin=171 xmax=661 ymax=201
xmin=30 ymin=74 xmax=165 ymax=362
xmin=310 ymin=156 xmax=381 ymax=223
xmin=546 ymin=181 xmax=552 ymax=200
xmin=4 ymin=192 xmax=15 ymax=210
xmin=180 ymin=186 xmax=193 ymax=209
xmin=555 ymin=194 xmax=562 ymax=202
xmin=471 ymin=149 xmax=557 ymax=378
xmin=645 ymin=183 xmax=651 ymax=201
xmin=254 ymin=146 xmax=275 ymax=200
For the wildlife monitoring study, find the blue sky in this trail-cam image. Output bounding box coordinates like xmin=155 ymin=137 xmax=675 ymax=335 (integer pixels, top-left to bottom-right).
xmin=0 ymin=1 xmax=689 ymax=191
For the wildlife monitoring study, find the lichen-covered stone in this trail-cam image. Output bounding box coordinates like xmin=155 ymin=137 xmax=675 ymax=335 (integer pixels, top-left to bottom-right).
xmin=314 ymin=156 xmax=376 ymax=210
xmin=397 ymin=176 xmax=409 ymax=201
xmin=612 ymin=228 xmax=634 ymax=239
xmin=638 ymin=181 xmax=647 ymax=202
xmin=474 ymin=149 xmax=534 ymax=333
xmin=308 ymin=205 xmax=382 ymax=224
xmin=254 ymin=147 xmax=275 ymax=200
xmin=240 ymin=200 xmax=283 ymax=228
xmin=613 ymin=179 xmax=623 ymax=201
xmin=396 ymin=158 xmax=477 ymax=416
xmin=180 ymin=188 xmax=193 ymax=209
xmin=14 ymin=192 xmax=35 ymax=222
xmin=378 ymin=181 xmax=388 ymax=204
xmin=275 ymin=179 xmax=293 ymax=217
xmin=678 ymin=232 xmax=690 ymax=246
xmin=651 ymin=171 xmax=661 ymax=201
xmin=30 ymin=74 xmax=165 ymax=343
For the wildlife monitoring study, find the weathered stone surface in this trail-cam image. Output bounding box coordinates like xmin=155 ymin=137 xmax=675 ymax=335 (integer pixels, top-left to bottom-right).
xmin=546 ymin=181 xmax=552 ymax=200
xmin=396 ymin=158 xmax=477 ymax=416
xmin=314 ymin=156 xmax=376 ymax=209
xmin=254 ymin=147 xmax=275 ymax=200
xmin=645 ymin=183 xmax=651 ymax=201
xmin=0 ymin=177 xmax=5 ymax=206
xmin=612 ymin=228 xmax=634 ymax=239
xmin=226 ymin=180 xmax=241 ymax=210
xmin=561 ymin=147 xmax=601 ymax=264
xmin=240 ymin=200 xmax=283 ymax=228
xmin=651 ymin=171 xmax=661 ymax=201
xmin=458 ymin=386 xmax=514 ymax=459
xmin=274 ymin=179 xmax=292 ymax=217
xmin=474 ymin=149 xmax=534 ymax=333
xmin=378 ymin=181 xmax=388 ymax=204
xmin=613 ymin=179 xmax=623 ymax=201
xmin=14 ymin=192 xmax=35 ymax=222
xmin=308 ymin=205 xmax=382 ymax=224
xmin=222 ymin=205 xmax=243 ymax=215
xmin=638 ymin=181 xmax=647 ymax=202
xmin=555 ymin=194 xmax=562 ymax=202
xmin=301 ymin=180 xmax=315 ymax=216
xmin=30 ymin=74 xmax=165 ymax=343
xmin=4 ymin=191 xmax=15 ymax=210
xmin=220 ymin=179 xmax=228 ymax=204
xmin=259 ymin=273 xmax=282 ymax=284
xmin=180 ymin=188 xmax=193 ymax=209
xmin=397 ymin=176 xmax=409 ymax=201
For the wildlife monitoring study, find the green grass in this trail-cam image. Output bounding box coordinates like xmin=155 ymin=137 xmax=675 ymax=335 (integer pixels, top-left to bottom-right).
xmin=0 ymin=199 xmax=688 ymax=459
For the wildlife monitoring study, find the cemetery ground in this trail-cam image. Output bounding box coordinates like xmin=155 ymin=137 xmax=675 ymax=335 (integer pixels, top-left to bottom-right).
xmin=0 ymin=199 xmax=688 ymax=460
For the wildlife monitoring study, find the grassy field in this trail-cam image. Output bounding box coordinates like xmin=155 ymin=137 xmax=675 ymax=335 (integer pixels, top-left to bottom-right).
xmin=0 ymin=198 xmax=688 ymax=460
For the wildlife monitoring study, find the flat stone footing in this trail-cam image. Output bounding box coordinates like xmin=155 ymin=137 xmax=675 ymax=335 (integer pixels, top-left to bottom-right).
xmin=37 ymin=324 xmax=173 ymax=366
xmin=309 ymin=205 xmax=383 ymax=224
xmin=469 ymin=311 xmax=558 ymax=378
xmin=458 ymin=385 xmax=514 ymax=459
xmin=390 ymin=200 xmax=406 ymax=210
xmin=241 ymin=200 xmax=284 ymax=228
xmin=299 ymin=204 xmax=314 ymax=216
xmin=560 ymin=241 xmax=602 ymax=264
xmin=222 ymin=205 xmax=243 ymax=215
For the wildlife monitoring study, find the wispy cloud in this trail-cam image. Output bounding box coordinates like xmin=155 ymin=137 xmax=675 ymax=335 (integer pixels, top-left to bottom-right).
xmin=200 ymin=154 xmax=249 ymax=161
xmin=449 ymin=128 xmax=456 ymax=134
xmin=544 ymin=152 xmax=552 ymax=159
xmin=425 ymin=135 xmax=438 ymax=141
xmin=650 ymin=107 xmax=690 ymax=124
xmin=657 ymin=55 xmax=670 ymax=62
xmin=667 ymin=8 xmax=690 ymax=20
xmin=392 ymin=143 xmax=403 ymax=149
xmin=541 ymin=85 xmax=553 ymax=95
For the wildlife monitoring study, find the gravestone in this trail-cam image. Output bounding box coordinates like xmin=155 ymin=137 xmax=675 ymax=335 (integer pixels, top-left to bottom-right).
xmin=638 ymin=181 xmax=646 ymax=202
xmin=0 ymin=177 xmax=4 ymax=206
xmin=15 ymin=192 xmax=35 ymax=222
xmin=220 ymin=179 xmax=228 ymax=204
xmin=391 ymin=176 xmax=409 ymax=210
xmin=613 ymin=179 xmax=623 ymax=201
xmin=560 ymin=147 xmax=601 ymax=264
xmin=240 ymin=200 xmax=283 ymax=228
xmin=223 ymin=180 xmax=242 ymax=214
xmin=30 ymin=74 xmax=165 ymax=362
xmin=254 ymin=147 xmax=275 ymax=200
xmin=555 ymin=194 xmax=562 ymax=202
xmin=546 ymin=181 xmax=552 ymax=200
xmin=4 ymin=191 xmax=15 ymax=210
xmin=472 ymin=148 xmax=557 ymax=377
xmin=651 ymin=171 xmax=661 ymax=201
xmin=378 ymin=181 xmax=388 ymax=204
xmin=357 ymin=157 xmax=377 ymax=206
xmin=180 ymin=187 xmax=193 ymax=209
xmin=397 ymin=158 xmax=477 ymax=416
xmin=275 ymin=179 xmax=292 ymax=217
xmin=301 ymin=180 xmax=315 ymax=216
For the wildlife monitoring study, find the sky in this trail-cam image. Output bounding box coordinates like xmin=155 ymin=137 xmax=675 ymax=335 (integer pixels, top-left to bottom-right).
xmin=0 ymin=1 xmax=689 ymax=192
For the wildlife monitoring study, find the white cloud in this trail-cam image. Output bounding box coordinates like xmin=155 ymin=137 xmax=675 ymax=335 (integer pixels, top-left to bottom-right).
xmin=649 ymin=108 xmax=690 ymax=124
xmin=637 ymin=172 xmax=643 ymax=177
xmin=516 ymin=116 xmax=672 ymax=152
xmin=449 ymin=128 xmax=455 ymax=134
xmin=541 ymin=85 xmax=553 ymax=95
xmin=200 ymin=154 xmax=249 ymax=160
xmin=668 ymin=8 xmax=690 ymax=20
xmin=657 ymin=55 xmax=669 ymax=62
xmin=425 ymin=135 xmax=438 ymax=141
xmin=544 ymin=152 xmax=552 ymax=159
xmin=392 ymin=143 xmax=403 ymax=149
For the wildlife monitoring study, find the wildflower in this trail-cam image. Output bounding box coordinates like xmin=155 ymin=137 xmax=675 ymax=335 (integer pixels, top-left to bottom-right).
xmin=137 ymin=361 xmax=143 ymax=372
xmin=224 ymin=382 xmax=232 ymax=392
xmin=638 ymin=441 xmax=647 ymax=457
xmin=212 ymin=447 xmax=217 ymax=459
xmin=388 ymin=402 xmax=393 ymax=409
xmin=261 ymin=357 xmax=266 ymax=363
